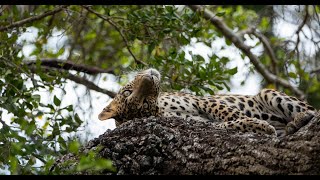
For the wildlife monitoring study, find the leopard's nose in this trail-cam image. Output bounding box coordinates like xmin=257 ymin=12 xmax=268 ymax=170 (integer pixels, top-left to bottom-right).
xmin=148 ymin=68 xmax=160 ymax=79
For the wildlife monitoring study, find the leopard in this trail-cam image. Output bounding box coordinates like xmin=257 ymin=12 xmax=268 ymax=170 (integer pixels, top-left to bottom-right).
xmin=98 ymin=68 xmax=316 ymax=137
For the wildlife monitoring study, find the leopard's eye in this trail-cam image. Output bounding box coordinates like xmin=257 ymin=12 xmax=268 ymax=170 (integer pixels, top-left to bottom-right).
xmin=123 ymin=90 xmax=131 ymax=97
xmin=143 ymin=102 xmax=148 ymax=108
xmin=123 ymin=90 xmax=132 ymax=97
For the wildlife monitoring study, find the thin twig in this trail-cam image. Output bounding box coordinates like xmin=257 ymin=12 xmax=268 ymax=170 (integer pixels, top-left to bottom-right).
xmin=295 ymin=5 xmax=309 ymax=35
xmin=1 ymin=56 xmax=39 ymax=87
xmin=238 ymin=27 xmax=279 ymax=77
xmin=293 ymin=5 xmax=309 ymax=61
xmin=31 ymin=153 xmax=46 ymax=164
xmin=82 ymin=5 xmax=147 ymax=66
xmin=251 ymin=30 xmax=279 ymax=76
xmin=67 ymin=11 xmax=88 ymax=60
xmin=0 ymin=5 xmax=68 ymax=32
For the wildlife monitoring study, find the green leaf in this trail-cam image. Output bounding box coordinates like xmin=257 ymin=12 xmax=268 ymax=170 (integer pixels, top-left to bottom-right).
xmin=240 ymin=52 xmax=246 ymax=59
xmin=58 ymin=136 xmax=67 ymax=150
xmin=259 ymin=17 xmax=270 ymax=31
xmin=222 ymin=82 xmax=230 ymax=91
xmin=84 ymin=31 xmax=97 ymax=40
xmin=94 ymin=158 xmax=116 ymax=172
xmin=74 ymin=113 xmax=83 ymax=125
xmin=148 ymin=43 xmax=156 ymax=54
xmin=76 ymin=151 xmax=116 ymax=172
xmin=226 ymin=67 xmax=238 ymax=75
xmin=25 ymin=122 xmax=36 ymax=135
xmin=288 ymin=72 xmax=297 ymax=79
xmin=226 ymin=39 xmax=232 ymax=46
xmin=163 ymin=28 xmax=171 ymax=33
xmin=25 ymin=102 xmax=33 ymax=110
xmin=53 ymin=95 xmax=61 ymax=106
xmin=66 ymin=105 xmax=73 ymax=112
xmin=56 ymin=48 xmax=65 ymax=56
xmin=9 ymin=156 xmax=19 ymax=175
xmin=68 ymin=141 xmax=80 ymax=154
xmin=32 ymin=94 xmax=41 ymax=102
xmin=180 ymin=34 xmax=190 ymax=45
xmin=215 ymin=84 xmax=224 ymax=90
xmin=216 ymin=11 xmax=226 ymax=17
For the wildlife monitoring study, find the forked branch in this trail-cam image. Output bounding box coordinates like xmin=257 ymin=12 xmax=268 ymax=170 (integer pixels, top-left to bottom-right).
xmin=188 ymin=5 xmax=306 ymax=99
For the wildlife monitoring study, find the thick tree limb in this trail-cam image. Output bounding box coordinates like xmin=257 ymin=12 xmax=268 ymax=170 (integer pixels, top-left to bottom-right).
xmin=24 ymin=59 xmax=115 ymax=75
xmin=82 ymin=6 xmax=147 ymax=66
xmin=188 ymin=5 xmax=306 ymax=99
xmin=51 ymin=111 xmax=320 ymax=175
xmin=0 ymin=5 xmax=68 ymax=32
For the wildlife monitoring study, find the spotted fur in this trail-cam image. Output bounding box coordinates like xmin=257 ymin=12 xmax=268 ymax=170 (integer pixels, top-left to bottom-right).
xmin=98 ymin=68 xmax=316 ymax=137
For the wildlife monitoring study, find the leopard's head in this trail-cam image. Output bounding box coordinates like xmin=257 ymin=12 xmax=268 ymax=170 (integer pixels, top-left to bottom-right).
xmin=98 ymin=68 xmax=161 ymax=125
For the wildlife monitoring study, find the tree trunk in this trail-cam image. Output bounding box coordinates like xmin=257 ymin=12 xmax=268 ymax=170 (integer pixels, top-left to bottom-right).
xmin=51 ymin=110 xmax=320 ymax=175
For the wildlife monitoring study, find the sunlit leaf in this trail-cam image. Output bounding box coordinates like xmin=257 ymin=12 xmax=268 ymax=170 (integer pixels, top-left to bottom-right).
xmin=53 ymin=95 xmax=61 ymax=106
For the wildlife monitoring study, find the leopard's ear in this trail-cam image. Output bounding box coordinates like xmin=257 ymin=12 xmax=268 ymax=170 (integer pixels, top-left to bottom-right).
xmin=98 ymin=102 xmax=118 ymax=120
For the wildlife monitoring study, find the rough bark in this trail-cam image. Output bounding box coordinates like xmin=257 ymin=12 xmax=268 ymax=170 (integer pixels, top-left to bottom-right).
xmin=52 ymin=110 xmax=320 ymax=175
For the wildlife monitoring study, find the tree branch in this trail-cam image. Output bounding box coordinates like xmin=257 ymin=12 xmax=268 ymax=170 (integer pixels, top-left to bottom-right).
xmin=0 ymin=5 xmax=68 ymax=32
xmin=82 ymin=5 xmax=147 ymax=66
xmin=188 ymin=5 xmax=306 ymax=99
xmin=238 ymin=27 xmax=279 ymax=78
xmin=52 ymin=111 xmax=320 ymax=175
xmin=28 ymin=66 xmax=116 ymax=98
xmin=251 ymin=30 xmax=279 ymax=76
xmin=236 ymin=27 xmax=255 ymax=37
xmin=311 ymin=67 xmax=320 ymax=74
xmin=65 ymin=73 xmax=116 ymax=98
xmin=24 ymin=59 xmax=115 ymax=75
xmin=295 ymin=5 xmax=309 ymax=35
xmin=293 ymin=6 xmax=309 ymax=62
